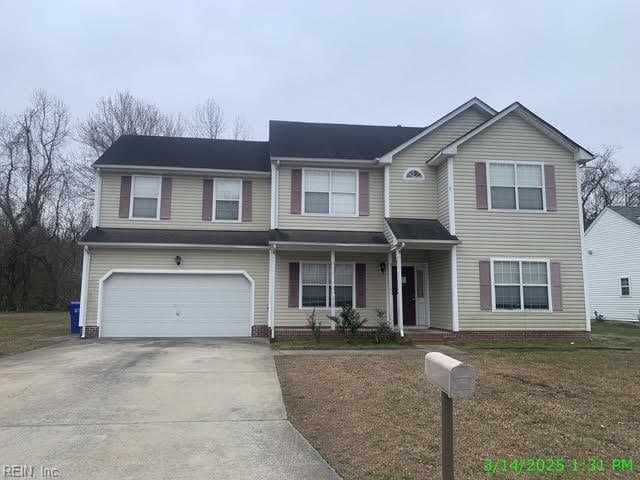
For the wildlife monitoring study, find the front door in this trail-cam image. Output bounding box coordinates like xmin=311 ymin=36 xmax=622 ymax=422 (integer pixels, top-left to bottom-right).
xmin=392 ymin=266 xmax=416 ymax=326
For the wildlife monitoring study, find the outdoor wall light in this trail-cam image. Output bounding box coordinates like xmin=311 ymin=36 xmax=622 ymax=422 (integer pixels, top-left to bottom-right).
xmin=379 ymin=262 xmax=386 ymax=274
xmin=175 ymin=255 xmax=182 ymax=266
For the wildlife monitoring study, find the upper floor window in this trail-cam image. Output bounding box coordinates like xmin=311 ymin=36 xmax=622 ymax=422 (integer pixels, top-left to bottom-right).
xmin=403 ymin=168 xmax=425 ymax=181
xmin=131 ymin=176 xmax=161 ymax=219
xmin=620 ymin=277 xmax=631 ymax=297
xmin=214 ymin=179 xmax=242 ymax=221
xmin=493 ymin=259 xmax=550 ymax=311
xmin=489 ymin=162 xmax=544 ymax=211
xmin=303 ymin=169 xmax=357 ymax=216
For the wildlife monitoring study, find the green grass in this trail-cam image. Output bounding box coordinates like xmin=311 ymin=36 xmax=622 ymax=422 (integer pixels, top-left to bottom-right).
xmin=272 ymin=337 xmax=413 ymax=350
xmin=454 ymin=321 xmax=640 ymax=352
xmin=0 ymin=311 xmax=70 ymax=356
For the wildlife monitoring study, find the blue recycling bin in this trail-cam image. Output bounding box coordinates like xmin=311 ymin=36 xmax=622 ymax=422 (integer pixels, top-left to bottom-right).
xmin=69 ymin=301 xmax=81 ymax=334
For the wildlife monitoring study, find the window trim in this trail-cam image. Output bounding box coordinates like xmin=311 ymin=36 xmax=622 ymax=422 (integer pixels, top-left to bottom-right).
xmin=301 ymin=168 xmax=359 ymax=217
xmin=213 ymin=178 xmax=243 ymax=223
xmin=487 ymin=161 xmax=547 ymax=213
xmin=129 ymin=175 xmax=162 ymax=220
xmin=620 ymin=277 xmax=632 ymax=297
xmin=298 ymin=261 xmax=356 ymax=309
xmin=490 ymin=258 xmax=553 ymax=313
xmin=402 ymin=168 xmax=426 ymax=182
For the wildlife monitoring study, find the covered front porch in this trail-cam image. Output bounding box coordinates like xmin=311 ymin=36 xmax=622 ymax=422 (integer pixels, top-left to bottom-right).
xmin=267 ymin=220 xmax=459 ymax=339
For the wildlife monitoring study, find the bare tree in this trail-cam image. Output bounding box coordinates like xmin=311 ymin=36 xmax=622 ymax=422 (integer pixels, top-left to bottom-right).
xmin=618 ymin=166 xmax=640 ymax=207
xmin=231 ymin=115 xmax=252 ymax=140
xmin=581 ymin=145 xmax=622 ymax=224
xmin=78 ymin=91 xmax=183 ymax=155
xmin=189 ymin=98 xmax=225 ymax=139
xmin=0 ymin=90 xmax=78 ymax=310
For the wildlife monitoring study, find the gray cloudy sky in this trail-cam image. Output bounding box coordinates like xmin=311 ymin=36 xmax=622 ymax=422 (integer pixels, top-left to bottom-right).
xmin=1 ymin=0 xmax=638 ymax=168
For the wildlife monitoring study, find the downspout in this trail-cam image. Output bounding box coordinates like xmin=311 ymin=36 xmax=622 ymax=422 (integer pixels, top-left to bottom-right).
xmin=79 ymin=246 xmax=91 ymax=339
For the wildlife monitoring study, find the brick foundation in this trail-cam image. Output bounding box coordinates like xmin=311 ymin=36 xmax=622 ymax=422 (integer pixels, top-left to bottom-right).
xmin=406 ymin=330 xmax=591 ymax=342
xmin=274 ymin=327 xmax=590 ymax=342
xmin=273 ymin=327 xmax=396 ymax=341
xmin=83 ymin=326 xmax=99 ymax=338
xmin=251 ymin=325 xmax=271 ymax=337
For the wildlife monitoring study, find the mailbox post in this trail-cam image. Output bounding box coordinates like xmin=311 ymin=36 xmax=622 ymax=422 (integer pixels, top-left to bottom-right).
xmin=425 ymin=352 xmax=476 ymax=480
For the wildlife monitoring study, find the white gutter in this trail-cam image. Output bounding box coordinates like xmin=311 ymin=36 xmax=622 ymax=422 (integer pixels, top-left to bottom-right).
xmin=95 ymin=164 xmax=271 ymax=177
xmin=79 ymin=246 xmax=91 ymax=339
xmin=78 ymin=242 xmax=270 ymax=250
xmin=92 ymin=172 xmax=102 ymax=227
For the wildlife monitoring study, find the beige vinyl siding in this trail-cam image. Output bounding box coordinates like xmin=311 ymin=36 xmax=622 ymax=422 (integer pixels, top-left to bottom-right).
xmin=277 ymin=166 xmax=385 ymax=231
xmin=274 ymin=251 xmax=388 ymax=327
xmin=99 ymin=173 xmax=271 ymax=230
xmin=85 ymin=248 xmax=269 ymax=327
xmin=389 ymin=107 xmax=490 ymax=218
xmin=453 ymin=112 xmax=586 ymax=330
xmin=436 ymin=163 xmax=449 ymax=229
xmin=427 ymin=249 xmax=452 ymax=329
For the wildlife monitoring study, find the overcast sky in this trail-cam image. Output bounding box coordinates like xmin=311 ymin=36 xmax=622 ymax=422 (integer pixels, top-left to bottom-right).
xmin=1 ymin=1 xmax=638 ymax=168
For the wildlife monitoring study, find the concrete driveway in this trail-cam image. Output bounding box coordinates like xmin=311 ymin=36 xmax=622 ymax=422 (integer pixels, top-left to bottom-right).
xmin=0 ymin=339 xmax=339 ymax=479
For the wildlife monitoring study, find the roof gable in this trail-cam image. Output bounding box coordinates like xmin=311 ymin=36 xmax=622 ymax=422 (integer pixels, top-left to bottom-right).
xmin=427 ymin=103 xmax=594 ymax=165
xmin=378 ymin=97 xmax=496 ymax=161
xmin=585 ymin=206 xmax=640 ymax=237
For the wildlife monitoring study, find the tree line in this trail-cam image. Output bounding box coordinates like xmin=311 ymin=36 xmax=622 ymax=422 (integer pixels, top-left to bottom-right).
xmin=0 ymin=90 xmax=252 ymax=311
xmin=1 ymin=91 xmax=638 ymax=311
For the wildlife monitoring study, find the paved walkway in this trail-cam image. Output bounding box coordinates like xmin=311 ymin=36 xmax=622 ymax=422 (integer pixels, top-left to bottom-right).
xmin=0 ymin=339 xmax=340 ymax=479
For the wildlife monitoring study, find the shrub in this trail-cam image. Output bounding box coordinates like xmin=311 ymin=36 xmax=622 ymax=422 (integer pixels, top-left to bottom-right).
xmin=328 ymin=304 xmax=367 ymax=338
xmin=373 ymin=309 xmax=393 ymax=343
xmin=594 ymin=310 xmax=605 ymax=322
xmin=306 ymin=308 xmax=322 ymax=342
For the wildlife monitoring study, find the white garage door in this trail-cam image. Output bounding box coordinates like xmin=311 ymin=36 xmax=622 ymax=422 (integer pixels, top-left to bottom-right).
xmin=100 ymin=272 xmax=252 ymax=337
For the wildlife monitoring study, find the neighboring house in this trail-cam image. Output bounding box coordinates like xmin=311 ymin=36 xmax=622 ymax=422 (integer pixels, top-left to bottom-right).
xmin=584 ymin=206 xmax=640 ymax=322
xmin=78 ymin=98 xmax=594 ymax=340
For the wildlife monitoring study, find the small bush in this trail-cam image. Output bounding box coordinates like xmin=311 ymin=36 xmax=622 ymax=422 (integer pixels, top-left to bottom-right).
xmin=374 ymin=309 xmax=394 ymax=343
xmin=594 ymin=310 xmax=605 ymax=322
xmin=328 ymin=305 xmax=367 ymax=338
xmin=306 ymin=308 xmax=322 ymax=342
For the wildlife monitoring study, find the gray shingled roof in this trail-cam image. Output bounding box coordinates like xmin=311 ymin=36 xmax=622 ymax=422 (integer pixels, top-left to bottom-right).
xmin=269 ymin=121 xmax=424 ymax=160
xmin=610 ymin=206 xmax=640 ymax=227
xmin=385 ymin=218 xmax=458 ymax=242
xmin=80 ymin=227 xmax=270 ymax=246
xmin=93 ymin=135 xmax=271 ymax=172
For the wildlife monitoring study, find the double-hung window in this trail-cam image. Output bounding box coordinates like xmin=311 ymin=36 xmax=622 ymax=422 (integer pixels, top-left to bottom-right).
xmin=620 ymin=277 xmax=631 ymax=297
xmin=303 ymin=170 xmax=357 ymax=215
xmin=493 ymin=259 xmax=550 ymax=311
xmin=300 ymin=263 xmax=354 ymax=308
xmin=131 ymin=176 xmax=161 ymax=219
xmin=214 ymin=179 xmax=242 ymax=221
xmin=489 ymin=163 xmax=544 ymax=211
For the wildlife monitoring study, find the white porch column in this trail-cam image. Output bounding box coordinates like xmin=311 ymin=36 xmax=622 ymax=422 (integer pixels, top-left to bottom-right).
xmin=386 ymin=252 xmax=394 ymax=326
xmin=395 ymin=248 xmax=404 ymax=338
xmin=330 ymin=250 xmax=336 ymax=329
xmin=268 ymin=247 xmax=276 ymax=338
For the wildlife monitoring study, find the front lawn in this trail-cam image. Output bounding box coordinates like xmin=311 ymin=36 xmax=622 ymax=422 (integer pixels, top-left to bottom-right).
xmin=0 ymin=311 xmax=70 ymax=356
xmin=276 ymin=329 xmax=639 ymax=479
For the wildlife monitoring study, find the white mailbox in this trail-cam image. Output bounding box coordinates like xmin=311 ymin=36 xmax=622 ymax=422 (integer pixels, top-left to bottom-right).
xmin=425 ymin=352 xmax=476 ymax=400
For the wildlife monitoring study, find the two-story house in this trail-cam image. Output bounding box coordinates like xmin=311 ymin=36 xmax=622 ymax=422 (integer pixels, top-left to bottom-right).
xmin=78 ymin=98 xmax=594 ymax=340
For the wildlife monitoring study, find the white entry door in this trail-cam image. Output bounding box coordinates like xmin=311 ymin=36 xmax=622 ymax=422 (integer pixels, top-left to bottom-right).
xmin=100 ymin=272 xmax=252 ymax=337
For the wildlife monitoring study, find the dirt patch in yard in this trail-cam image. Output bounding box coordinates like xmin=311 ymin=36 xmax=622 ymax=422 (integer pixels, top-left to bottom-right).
xmin=275 ymin=349 xmax=640 ymax=479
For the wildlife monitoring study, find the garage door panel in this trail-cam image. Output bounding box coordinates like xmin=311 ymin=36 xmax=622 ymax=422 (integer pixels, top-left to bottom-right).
xmin=101 ymin=273 xmax=251 ymax=337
